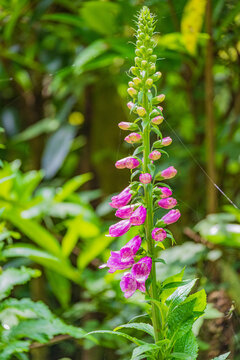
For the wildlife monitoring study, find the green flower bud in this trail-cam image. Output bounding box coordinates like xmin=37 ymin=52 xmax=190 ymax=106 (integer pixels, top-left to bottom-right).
xmin=146 ymin=78 xmax=153 ymax=87
xmin=130 ymin=66 xmax=139 ymax=76
xmin=152 ymin=94 xmax=165 ymax=104
xmin=152 ymin=72 xmax=162 ymax=81
xmin=127 ymin=87 xmax=137 ymax=97
xmin=141 ymin=60 xmax=147 ymax=68
xmin=149 ymin=63 xmax=156 ymax=74
xmin=135 ymin=49 xmax=141 ymax=56
xmin=150 ymin=54 xmax=157 ymax=62
xmin=133 ymin=77 xmax=141 ymax=86
xmin=136 ymin=107 xmax=146 ymax=117
xmin=147 ymin=48 xmax=153 ymax=55
xmin=128 ymin=81 xmax=134 ymax=87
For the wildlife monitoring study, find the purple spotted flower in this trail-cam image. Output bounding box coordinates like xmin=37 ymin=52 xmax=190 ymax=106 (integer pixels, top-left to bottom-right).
xmin=139 ymin=173 xmax=152 ymax=184
xmin=100 ymin=236 xmax=141 ymax=273
xmin=125 ymin=157 xmax=140 ymax=169
xmin=161 ymin=209 xmax=181 ymax=225
xmin=158 ymin=197 xmax=177 ymax=209
xmin=120 ymin=256 xmax=152 ymax=298
xmin=161 ymin=137 xmax=172 ymax=146
xmin=108 ymin=220 xmax=131 ymax=237
xmin=130 ymin=205 xmax=147 ymax=225
xmin=152 ymin=228 xmax=167 ymax=242
xmin=115 ymin=205 xmax=136 ymax=219
xmin=109 ymin=187 xmax=132 ymax=209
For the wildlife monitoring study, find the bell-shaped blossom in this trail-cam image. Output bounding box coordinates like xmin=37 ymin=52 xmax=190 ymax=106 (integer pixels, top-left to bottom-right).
xmin=115 ymin=205 xmax=136 ymax=219
xmin=161 ymin=166 xmax=177 ymax=179
xmin=120 ymin=256 xmax=152 ymax=298
xmin=158 ymin=187 xmax=172 ymax=198
xmin=161 ymin=137 xmax=172 ymax=146
xmin=100 ymin=236 xmax=141 ymax=273
xmin=130 ymin=205 xmax=146 ymax=225
xmin=139 ymin=173 xmax=152 ymax=184
xmin=125 ymin=133 xmax=142 ymax=144
xmin=161 ymin=209 xmax=181 ymax=225
xmin=109 ymin=187 xmax=132 ymax=209
xmin=151 ymin=116 xmax=164 ymax=125
xmin=108 ymin=220 xmax=131 ymax=237
xmin=158 ymin=197 xmax=177 ymax=209
xmin=149 ymin=150 xmax=161 ymax=160
xmin=152 ymin=228 xmax=167 ymax=242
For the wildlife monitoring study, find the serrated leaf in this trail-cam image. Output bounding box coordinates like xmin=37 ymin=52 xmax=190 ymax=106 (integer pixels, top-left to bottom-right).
xmin=167 ymin=299 xmax=196 ymax=340
xmin=183 ymin=289 xmax=207 ymax=314
xmin=160 ymin=269 xmax=185 ymax=303
xmin=212 ymin=352 xmax=231 ymax=360
xmin=167 ymin=279 xmax=197 ymax=309
xmin=0 ymin=267 xmax=40 ymax=301
xmin=173 ymin=330 xmax=198 ymax=360
xmin=114 ymin=323 xmax=154 ymax=338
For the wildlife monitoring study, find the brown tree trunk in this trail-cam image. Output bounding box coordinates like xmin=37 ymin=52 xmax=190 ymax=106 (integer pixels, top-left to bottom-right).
xmin=205 ymin=0 xmax=217 ymax=213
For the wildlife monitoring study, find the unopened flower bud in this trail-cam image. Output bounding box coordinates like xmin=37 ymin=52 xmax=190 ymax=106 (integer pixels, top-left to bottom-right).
xmin=147 ymin=48 xmax=153 ymax=55
xmin=136 ymin=107 xmax=146 ymax=117
xmin=128 ymin=81 xmax=134 ymax=87
xmin=150 ymin=55 xmax=157 ymax=62
xmin=115 ymin=158 xmax=127 ymax=169
xmin=161 ymin=209 xmax=181 ymax=225
xmin=161 ymin=166 xmax=177 ymax=179
xmin=149 ymin=64 xmax=156 ymax=74
xmin=135 ymin=49 xmax=141 ymax=56
xmin=158 ymin=197 xmax=177 ymax=209
xmin=133 ymin=77 xmax=141 ymax=86
xmin=139 ymin=173 xmax=152 ymax=184
xmin=162 ymin=137 xmax=172 ymax=146
xmin=135 ymin=57 xmax=141 ymax=66
xmin=152 ymin=94 xmax=165 ymax=104
xmin=125 ymin=157 xmax=140 ymax=169
xmin=141 ymin=60 xmax=147 ymax=68
xmin=127 ymin=87 xmax=137 ymax=97
xmin=152 ymin=72 xmax=162 ymax=81
xmin=140 ymin=45 xmax=145 ymax=52
xmin=130 ymin=66 xmax=138 ymax=76
xmin=157 ymin=106 xmax=163 ymax=112
xmin=149 ymin=150 xmax=161 ymax=160
xmin=125 ymin=132 xmax=142 ymax=144
xmin=152 ymin=228 xmax=167 ymax=242
xmin=118 ymin=122 xmax=138 ymax=131
xmin=127 ymin=101 xmax=134 ymax=110
xmin=146 ymin=78 xmax=153 ymax=87
xmin=151 ymin=116 xmax=164 ymax=125
xmin=158 ymin=187 xmax=172 ymax=198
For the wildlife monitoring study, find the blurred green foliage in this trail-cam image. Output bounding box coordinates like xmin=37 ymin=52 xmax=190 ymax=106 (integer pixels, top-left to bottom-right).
xmin=0 ymin=0 xmax=239 ymax=359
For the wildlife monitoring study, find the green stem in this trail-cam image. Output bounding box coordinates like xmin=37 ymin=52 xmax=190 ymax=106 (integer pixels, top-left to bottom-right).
xmin=142 ymin=96 xmax=162 ymax=343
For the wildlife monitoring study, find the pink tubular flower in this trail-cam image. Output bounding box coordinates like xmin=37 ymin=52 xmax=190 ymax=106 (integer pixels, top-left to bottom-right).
xmin=158 ymin=187 xmax=172 ymax=198
xmin=100 ymin=236 xmax=141 ymax=273
xmin=125 ymin=133 xmax=142 ymax=144
xmin=115 ymin=205 xmax=136 ymax=219
xmin=108 ymin=220 xmax=131 ymax=237
xmin=125 ymin=157 xmax=140 ymax=169
xmin=130 ymin=205 xmax=147 ymax=225
xmin=158 ymin=197 xmax=177 ymax=209
xmin=109 ymin=187 xmax=132 ymax=209
xmin=161 ymin=209 xmax=181 ymax=225
xmin=120 ymin=256 xmax=152 ymax=298
xmin=139 ymin=173 xmax=152 ymax=184
xmin=152 ymin=228 xmax=167 ymax=242
xmin=151 ymin=116 xmax=164 ymax=125
xmin=161 ymin=137 xmax=172 ymax=146
xmin=161 ymin=166 xmax=177 ymax=179
xmin=149 ymin=150 xmax=161 ymax=160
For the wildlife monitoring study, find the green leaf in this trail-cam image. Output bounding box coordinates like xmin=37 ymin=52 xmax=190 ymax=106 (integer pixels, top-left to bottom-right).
xmin=133 ymin=145 xmax=144 ymax=156
xmin=80 ymin=2 xmax=120 ymax=35
xmin=160 ymin=269 xmax=185 ymax=303
xmin=85 ymin=330 xmax=144 ymax=346
xmin=0 ymin=267 xmax=40 ymax=300
xmin=166 ymin=279 xmax=197 ymax=309
xmin=167 ymin=299 xmax=196 ymax=341
xmin=173 ymin=331 xmax=198 ymax=360
xmin=3 ymin=245 xmax=81 ymax=284
xmin=45 ymin=270 xmax=71 ymax=309
xmin=131 ymin=344 xmax=159 ymax=360
xmin=41 ymin=124 xmax=77 ymax=179
xmin=3 ymin=210 xmax=61 ymax=255
xmin=43 ymin=13 xmax=84 ymax=28
xmin=13 ymin=119 xmax=59 ymax=143
xmin=114 ymin=323 xmax=154 ymax=338
xmin=54 ymin=173 xmax=92 ymax=202
xmin=212 ymin=352 xmax=231 ymax=360
xmin=74 ymin=40 xmax=109 ymax=74
xmin=183 ymin=289 xmax=207 ymax=314
xmin=181 ymin=0 xmax=207 ymax=55
xmin=7 ymin=318 xmax=85 ymax=343
xmin=153 ymin=258 xmax=166 ymax=264
xmin=0 ymin=340 xmax=30 ymax=360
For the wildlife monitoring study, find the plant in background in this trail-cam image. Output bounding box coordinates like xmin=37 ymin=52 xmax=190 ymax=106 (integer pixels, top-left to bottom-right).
xmin=93 ymin=7 xmax=230 ymax=360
